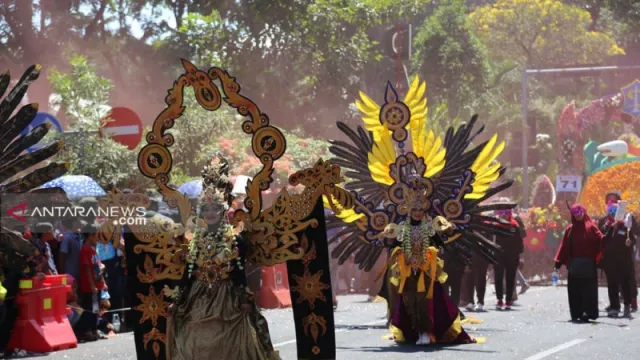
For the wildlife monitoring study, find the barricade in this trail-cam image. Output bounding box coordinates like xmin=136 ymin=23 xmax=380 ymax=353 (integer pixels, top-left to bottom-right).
xmin=8 ymin=275 xmax=77 ymax=353
xmin=257 ymin=264 xmax=292 ymax=309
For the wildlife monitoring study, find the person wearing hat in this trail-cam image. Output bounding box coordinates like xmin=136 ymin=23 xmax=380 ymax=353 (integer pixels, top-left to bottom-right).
xmin=31 ymin=223 xmax=58 ymax=275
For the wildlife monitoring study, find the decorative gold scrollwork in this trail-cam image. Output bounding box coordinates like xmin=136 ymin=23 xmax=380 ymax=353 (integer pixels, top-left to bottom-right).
xmin=98 ymin=60 xmax=354 ymax=360
xmin=133 ymin=60 xmax=354 ymax=269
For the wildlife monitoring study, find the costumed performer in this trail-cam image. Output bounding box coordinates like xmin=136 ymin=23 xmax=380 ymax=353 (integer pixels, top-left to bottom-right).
xmin=324 ymin=76 xmax=517 ymax=347
xmin=165 ymin=154 xmax=279 ymax=360
xmin=376 ymin=187 xmax=474 ymax=345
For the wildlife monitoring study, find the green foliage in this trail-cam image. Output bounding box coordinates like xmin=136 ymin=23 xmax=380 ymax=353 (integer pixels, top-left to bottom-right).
xmin=4 ymin=0 xmax=638 ymax=206
xmin=470 ymin=0 xmax=625 ymax=68
xmin=169 ymin=87 xmax=236 ymax=177
xmin=413 ymin=0 xmax=490 ymax=116
xmin=48 ymin=55 xmax=140 ymax=188
xmin=429 ymin=102 xmax=464 ymax=136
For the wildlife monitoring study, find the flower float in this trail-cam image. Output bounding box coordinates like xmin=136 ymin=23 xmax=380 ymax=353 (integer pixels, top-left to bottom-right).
xmin=580 ymin=160 xmax=640 ymax=217
xmin=556 ymin=92 xmax=640 ymax=173
xmin=522 ymin=205 xmax=568 ymax=251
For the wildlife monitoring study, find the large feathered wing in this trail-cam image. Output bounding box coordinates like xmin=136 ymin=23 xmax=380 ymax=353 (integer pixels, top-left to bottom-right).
xmin=329 ymin=78 xmax=515 ymax=270
xmin=0 ymin=65 xmax=69 ymax=273
xmin=329 ymin=122 xmax=389 ymax=207
xmin=466 ymin=134 xmax=505 ymax=199
xmin=429 ymin=116 xmax=514 ymax=264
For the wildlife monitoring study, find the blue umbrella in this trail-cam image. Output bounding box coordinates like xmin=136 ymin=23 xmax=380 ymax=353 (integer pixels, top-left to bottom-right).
xmin=177 ymin=180 xmax=203 ymax=199
xmin=41 ymin=175 xmax=106 ymax=200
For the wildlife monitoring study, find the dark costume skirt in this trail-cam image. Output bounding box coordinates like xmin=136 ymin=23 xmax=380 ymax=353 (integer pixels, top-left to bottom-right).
xmin=390 ymin=277 xmax=474 ymax=345
xmin=567 ymin=275 xmax=599 ymax=320
xmin=167 ymin=279 xmax=277 ymax=360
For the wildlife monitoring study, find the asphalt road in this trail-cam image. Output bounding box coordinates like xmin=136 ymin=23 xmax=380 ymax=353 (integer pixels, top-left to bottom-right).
xmin=19 ymin=286 xmax=640 ymax=360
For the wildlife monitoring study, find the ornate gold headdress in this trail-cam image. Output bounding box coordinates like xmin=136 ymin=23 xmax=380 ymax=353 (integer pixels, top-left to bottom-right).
xmin=199 ymin=153 xmax=233 ymax=208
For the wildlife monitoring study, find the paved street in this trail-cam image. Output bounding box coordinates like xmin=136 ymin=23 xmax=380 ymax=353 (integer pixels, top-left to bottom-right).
xmin=31 ymin=286 xmax=640 ymax=360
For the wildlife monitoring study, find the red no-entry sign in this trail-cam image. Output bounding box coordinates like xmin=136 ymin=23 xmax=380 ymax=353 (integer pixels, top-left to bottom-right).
xmin=99 ymin=107 xmax=143 ymax=150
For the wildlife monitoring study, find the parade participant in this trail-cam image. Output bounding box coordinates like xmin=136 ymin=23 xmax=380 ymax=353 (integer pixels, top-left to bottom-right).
xmin=598 ymin=202 xmax=635 ymax=317
xmin=602 ymin=191 xmax=638 ymax=312
xmin=513 ymin=210 xmax=530 ymax=296
xmin=554 ymin=205 xmax=606 ymax=322
xmin=442 ymin=250 xmax=466 ymax=307
xmin=166 ymin=154 xmax=279 ymax=360
xmin=325 ymin=76 xmax=514 ymax=346
xmin=493 ymin=209 xmax=524 ymax=310
xmin=464 ymin=255 xmax=489 ymax=312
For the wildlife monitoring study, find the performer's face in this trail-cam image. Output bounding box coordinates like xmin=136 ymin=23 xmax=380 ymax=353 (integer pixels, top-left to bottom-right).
xmin=202 ymin=204 xmax=224 ymax=225
xmin=410 ymin=208 xmax=424 ymax=221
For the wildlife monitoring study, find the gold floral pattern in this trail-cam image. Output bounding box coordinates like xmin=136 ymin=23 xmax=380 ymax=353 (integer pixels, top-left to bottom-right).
xmin=135 ymin=287 xmax=168 ymax=327
xmin=291 ymin=269 xmax=329 ymax=309
xmin=142 ymin=327 xmax=167 ymax=359
xmin=303 ymin=314 xmax=327 ymax=343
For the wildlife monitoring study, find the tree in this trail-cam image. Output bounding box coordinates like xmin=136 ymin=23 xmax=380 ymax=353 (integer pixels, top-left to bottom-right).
xmin=469 ymin=0 xmax=625 ymax=68
xmin=606 ymin=0 xmax=640 ymax=49
xmin=47 ymin=54 xmax=332 ymax=190
xmin=413 ymin=0 xmax=490 ymax=117
xmin=0 ymin=0 xmax=180 ymax=127
xmin=48 ymin=55 xmax=141 ymax=188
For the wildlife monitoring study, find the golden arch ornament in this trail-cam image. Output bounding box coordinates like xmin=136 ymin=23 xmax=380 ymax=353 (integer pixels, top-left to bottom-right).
xmin=134 ymin=59 xmax=352 ymax=269
xmin=112 ymin=59 xmax=351 ymax=360
xmin=138 ymin=59 xmax=287 ymax=224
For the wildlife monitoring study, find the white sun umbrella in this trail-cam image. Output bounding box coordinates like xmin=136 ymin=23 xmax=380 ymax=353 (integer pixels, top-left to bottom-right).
xmin=232 ymin=175 xmax=252 ymax=196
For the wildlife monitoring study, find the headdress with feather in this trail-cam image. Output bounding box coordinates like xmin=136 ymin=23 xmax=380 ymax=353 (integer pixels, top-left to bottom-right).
xmin=199 ymin=153 xmax=233 ymax=210
xmin=324 ymin=77 xmax=515 ymax=271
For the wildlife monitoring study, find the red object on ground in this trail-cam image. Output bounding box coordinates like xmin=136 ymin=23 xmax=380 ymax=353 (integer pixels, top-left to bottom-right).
xmin=257 ymin=264 xmax=292 ymax=309
xmin=8 ymin=275 xmax=78 ymax=353
xmin=525 ymin=228 xmax=547 ymax=251
xmin=99 ymin=106 xmax=143 ymax=150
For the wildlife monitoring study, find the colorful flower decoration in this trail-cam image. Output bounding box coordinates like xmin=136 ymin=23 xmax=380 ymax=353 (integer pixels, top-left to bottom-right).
xmin=579 ymin=161 xmax=640 ymax=217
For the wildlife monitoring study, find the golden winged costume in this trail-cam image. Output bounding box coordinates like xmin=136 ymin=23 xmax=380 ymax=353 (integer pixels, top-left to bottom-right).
xmin=324 ymin=77 xmax=516 ymax=345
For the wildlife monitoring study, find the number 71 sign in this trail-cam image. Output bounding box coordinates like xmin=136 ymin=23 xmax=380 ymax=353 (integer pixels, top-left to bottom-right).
xmin=556 ymin=175 xmax=582 ymax=193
